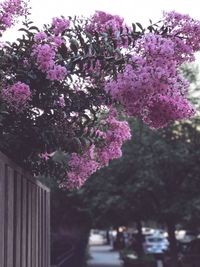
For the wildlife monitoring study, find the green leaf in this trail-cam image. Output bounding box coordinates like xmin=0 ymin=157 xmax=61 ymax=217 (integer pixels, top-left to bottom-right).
xmin=18 ymin=28 xmax=31 ymax=35
xmin=70 ymin=39 xmax=79 ymax=54
xmin=52 ymin=150 xmax=68 ymax=165
xmin=136 ymin=22 xmax=144 ymax=32
xmin=132 ymin=23 xmax=136 ymax=32
xmin=29 ymin=26 xmax=40 ymax=32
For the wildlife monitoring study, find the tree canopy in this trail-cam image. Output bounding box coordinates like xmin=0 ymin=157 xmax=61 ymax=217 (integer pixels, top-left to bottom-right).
xmin=0 ymin=0 xmax=199 ymax=188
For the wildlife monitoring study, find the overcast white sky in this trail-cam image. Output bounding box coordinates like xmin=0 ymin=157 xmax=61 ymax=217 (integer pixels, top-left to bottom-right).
xmin=3 ymin=0 xmax=200 ymax=64
xmin=4 ymin=0 xmax=200 ymax=38
xmin=29 ymin=0 xmax=200 ymax=26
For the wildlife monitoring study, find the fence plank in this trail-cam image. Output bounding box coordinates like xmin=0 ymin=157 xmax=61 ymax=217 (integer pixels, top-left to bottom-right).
xmin=35 ymin=186 xmax=39 ymax=267
xmin=42 ymin=190 xmax=46 ymax=267
xmin=27 ymin=181 xmax=32 ymax=267
xmin=21 ymin=177 xmax=27 ymax=267
xmin=46 ymin=191 xmax=51 ymax=267
xmin=15 ymin=172 xmax=22 ymax=267
xmin=39 ymin=187 xmax=42 ymax=267
xmin=32 ymin=184 xmax=37 ymax=267
xmin=7 ymin=165 xmax=14 ymax=267
xmin=0 ymin=159 xmax=5 ymax=267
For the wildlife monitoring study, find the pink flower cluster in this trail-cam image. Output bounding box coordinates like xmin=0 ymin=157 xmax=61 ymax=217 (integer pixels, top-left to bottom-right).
xmin=39 ymin=152 xmax=50 ymax=161
xmin=0 ymin=0 xmax=26 ymax=31
xmin=1 ymin=81 xmax=31 ymax=111
xmin=32 ymin=30 xmax=67 ymax=81
xmin=46 ymin=65 xmax=67 ymax=81
xmin=105 ymin=32 xmax=196 ymax=128
xmin=86 ymin=11 xmax=130 ymax=47
xmin=32 ymin=44 xmax=55 ymax=72
xmin=164 ymin=11 xmax=200 ymax=61
xmin=96 ymin=114 xmax=131 ymax=166
xmin=143 ymin=95 xmax=195 ymax=128
xmin=52 ymin=17 xmax=70 ymax=35
xmin=67 ymin=145 xmax=100 ymax=189
xmin=86 ymin=11 xmax=124 ymax=34
xmin=34 ymin=31 xmax=47 ymax=42
xmin=66 ymin=111 xmax=131 ymax=189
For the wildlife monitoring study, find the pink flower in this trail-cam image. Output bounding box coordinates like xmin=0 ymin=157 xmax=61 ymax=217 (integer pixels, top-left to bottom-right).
xmin=0 ymin=0 xmax=27 ymax=31
xmin=1 ymin=82 xmax=31 ymax=111
xmin=67 ymin=147 xmax=100 ymax=189
xmin=96 ymin=114 xmax=131 ymax=166
xmin=32 ymin=39 xmax=67 ymax=81
xmin=105 ymin=31 xmax=196 ymax=127
xmin=86 ymin=11 xmax=124 ymax=34
xmin=52 ymin=17 xmax=70 ymax=35
xmin=50 ymin=36 xmax=64 ymax=48
xmin=143 ymin=95 xmax=195 ymax=128
xmin=39 ymin=152 xmax=50 ymax=161
xmin=65 ymin=110 xmax=131 ymax=189
xmin=47 ymin=65 xmax=67 ymax=81
xmin=164 ymin=11 xmax=200 ymax=61
xmin=34 ymin=31 xmax=47 ymax=42
xmin=32 ymin=44 xmax=56 ymax=72
xmin=86 ymin=11 xmax=129 ymax=47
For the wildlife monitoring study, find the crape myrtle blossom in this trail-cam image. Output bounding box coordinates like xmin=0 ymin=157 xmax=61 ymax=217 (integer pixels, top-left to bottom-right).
xmin=34 ymin=31 xmax=47 ymax=42
xmin=1 ymin=82 xmax=31 ymax=111
xmin=32 ymin=29 xmax=68 ymax=81
xmin=66 ymin=145 xmax=100 ymax=189
xmin=51 ymin=17 xmax=70 ymax=35
xmin=163 ymin=11 xmax=200 ymax=59
xmin=96 ymin=113 xmax=131 ymax=166
xmin=0 ymin=0 xmax=27 ymax=32
xmin=105 ymin=30 xmax=196 ymax=128
xmin=86 ymin=11 xmax=124 ymax=34
xmin=86 ymin=11 xmax=130 ymax=47
xmin=143 ymin=94 xmax=195 ymax=129
xmin=46 ymin=65 xmax=67 ymax=81
xmin=32 ymin=16 xmax=69 ymax=81
xmin=49 ymin=36 xmax=65 ymax=48
xmin=32 ymin=44 xmax=56 ymax=72
xmin=39 ymin=152 xmax=50 ymax=161
xmin=66 ymin=111 xmax=131 ymax=189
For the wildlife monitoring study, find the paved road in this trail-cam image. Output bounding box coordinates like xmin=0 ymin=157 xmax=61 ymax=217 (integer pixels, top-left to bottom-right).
xmin=88 ymin=245 xmax=122 ymax=267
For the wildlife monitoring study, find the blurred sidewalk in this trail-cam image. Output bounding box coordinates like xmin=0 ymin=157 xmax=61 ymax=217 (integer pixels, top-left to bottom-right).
xmin=88 ymin=245 xmax=122 ymax=267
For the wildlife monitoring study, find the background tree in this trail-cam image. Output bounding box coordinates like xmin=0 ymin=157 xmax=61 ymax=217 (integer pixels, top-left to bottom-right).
xmin=80 ymin=112 xmax=200 ymax=266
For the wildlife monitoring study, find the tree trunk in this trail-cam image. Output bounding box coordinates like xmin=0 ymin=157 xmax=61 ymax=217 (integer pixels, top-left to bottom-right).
xmin=106 ymin=229 xmax=110 ymax=245
xmin=167 ymin=221 xmax=178 ymax=267
xmin=136 ymin=220 xmax=144 ymax=258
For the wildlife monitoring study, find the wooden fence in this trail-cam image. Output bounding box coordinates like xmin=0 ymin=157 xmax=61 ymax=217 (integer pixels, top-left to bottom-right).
xmin=0 ymin=151 xmax=50 ymax=267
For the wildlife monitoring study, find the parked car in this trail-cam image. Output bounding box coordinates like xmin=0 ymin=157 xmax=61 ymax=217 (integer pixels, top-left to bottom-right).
xmin=143 ymin=235 xmax=169 ymax=254
xmin=176 ymin=230 xmax=197 ymax=243
xmin=153 ymin=229 xmax=168 ymax=238
xmin=142 ymin=227 xmax=155 ymax=236
xmin=142 ymin=227 xmax=168 ymax=238
xmin=89 ymin=229 xmax=106 ymax=245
